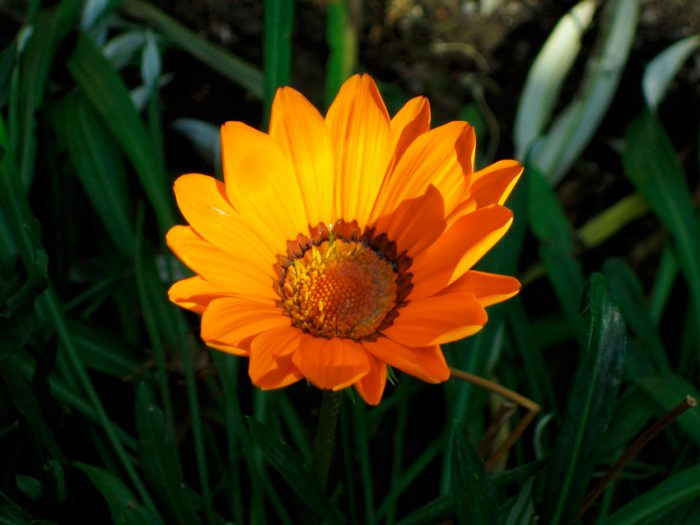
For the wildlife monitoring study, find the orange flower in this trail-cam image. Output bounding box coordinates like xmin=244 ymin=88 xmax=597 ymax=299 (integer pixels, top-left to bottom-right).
xmin=167 ymin=74 xmax=522 ymax=405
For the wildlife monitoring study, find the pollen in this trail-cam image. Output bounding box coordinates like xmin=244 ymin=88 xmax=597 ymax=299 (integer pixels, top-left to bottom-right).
xmin=276 ymin=220 xmax=413 ymax=340
xmin=281 ymin=237 xmax=398 ymax=339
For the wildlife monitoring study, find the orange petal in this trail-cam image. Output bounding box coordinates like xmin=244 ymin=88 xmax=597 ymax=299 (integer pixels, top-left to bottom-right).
xmin=168 ymin=275 xmax=223 ymax=314
xmin=470 ymin=160 xmax=523 ymax=207
xmin=292 ymin=335 xmax=371 ymax=391
xmin=353 ymin=353 xmax=387 ymax=405
xmin=374 ymin=121 xmax=475 ymax=219
xmin=166 ymin=225 xmax=277 ymax=303
xmin=384 ymin=292 xmax=487 ymax=346
xmin=201 ymin=297 xmax=290 ymax=350
xmin=173 ymin=173 xmax=276 ymax=263
xmin=206 ymin=341 xmax=248 ymax=356
xmin=326 ymin=74 xmax=392 ymax=225
xmin=389 ymin=96 xmax=431 ymax=166
xmin=372 ymin=185 xmax=446 ymax=257
xmin=249 ymin=327 xmax=304 ymax=389
xmin=269 ymin=87 xmax=334 ymax=226
xmin=410 ymin=205 xmax=513 ymax=300
xmin=221 ymin=121 xmax=308 ymax=253
xmin=362 ymin=337 xmax=450 ymax=383
xmin=445 ymin=270 xmax=521 ymax=307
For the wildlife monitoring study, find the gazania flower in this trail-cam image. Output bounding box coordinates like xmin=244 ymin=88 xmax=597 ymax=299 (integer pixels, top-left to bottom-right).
xmin=167 ymin=74 xmax=522 ymax=405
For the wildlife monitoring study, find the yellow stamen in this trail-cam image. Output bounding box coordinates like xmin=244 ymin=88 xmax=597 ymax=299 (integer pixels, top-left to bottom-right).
xmin=282 ymin=238 xmax=397 ymax=339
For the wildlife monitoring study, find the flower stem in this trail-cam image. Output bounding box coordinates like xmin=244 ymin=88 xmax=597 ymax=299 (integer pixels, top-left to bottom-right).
xmin=311 ymin=390 xmax=342 ymax=488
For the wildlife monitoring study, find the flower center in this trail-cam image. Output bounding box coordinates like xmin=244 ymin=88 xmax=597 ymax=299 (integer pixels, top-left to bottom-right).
xmin=276 ymin=221 xmax=412 ymax=340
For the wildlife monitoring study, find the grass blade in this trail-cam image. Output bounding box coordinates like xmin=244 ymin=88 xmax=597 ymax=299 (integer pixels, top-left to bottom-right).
xmin=67 ymin=34 xmax=175 ymax=233
xmin=15 ymin=0 xmax=82 ymax=187
xmin=120 ymin=0 xmax=263 ymax=99
xmin=643 ymin=34 xmax=700 ymax=112
xmin=172 ymin=118 xmax=221 ymax=172
xmin=538 ymin=274 xmax=627 ymax=525
xmin=450 ymin=423 xmax=498 ymax=524
xmin=263 ymin=0 xmax=294 ymax=126
xmin=247 ymin=417 xmax=345 ymax=524
xmin=51 ymin=93 xmax=134 ymax=254
xmin=528 ymin=167 xmax=586 ymax=344
xmin=634 ymin=375 xmax=700 ymax=448
xmin=134 ymin=383 xmax=200 ymax=525
xmin=533 ymin=0 xmax=639 ymax=183
xmin=37 ymin=289 xmax=157 ymax=511
xmin=603 ymin=258 xmax=671 ymax=374
xmin=576 ymin=193 xmax=649 ymax=248
xmin=70 ymin=320 xmax=143 ymax=379
xmin=513 ymin=0 xmax=597 ymax=159
xmin=74 ymin=462 xmax=164 ymax=525
xmin=0 ymin=355 xmax=65 ymax=462
xmin=601 ymin=464 xmax=700 ymax=525
xmin=397 ymin=495 xmax=453 ymax=525
xmin=325 ymin=0 xmax=358 ymax=106
xmin=624 ymin=111 xmax=700 ymax=344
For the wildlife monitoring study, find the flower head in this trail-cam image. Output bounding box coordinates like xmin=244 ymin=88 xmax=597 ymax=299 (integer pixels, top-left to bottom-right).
xmin=167 ymin=74 xmax=522 ymax=404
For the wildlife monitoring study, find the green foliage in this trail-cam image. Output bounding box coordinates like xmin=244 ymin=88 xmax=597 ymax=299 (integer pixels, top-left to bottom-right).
xmin=74 ymin=462 xmax=163 ymax=525
xmin=537 ymin=275 xmax=627 ymax=525
xmin=0 ymin=0 xmax=698 ymax=523
xmin=450 ymin=423 xmax=499 ymax=524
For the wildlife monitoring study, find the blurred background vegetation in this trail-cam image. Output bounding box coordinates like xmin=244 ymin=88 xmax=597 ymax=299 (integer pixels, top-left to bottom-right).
xmin=1 ymin=0 xmax=699 ymax=523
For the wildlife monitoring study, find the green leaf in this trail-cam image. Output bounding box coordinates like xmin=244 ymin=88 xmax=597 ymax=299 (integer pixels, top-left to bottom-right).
xmin=513 ymin=0 xmax=597 ymax=159
xmin=527 ymin=167 xmax=586 ymax=344
xmin=42 ymin=460 xmax=66 ymax=504
xmin=450 ymin=423 xmax=498 ymax=524
xmin=649 ymin=241 xmax=678 ymax=323
xmin=14 ymin=0 xmax=82 ymax=186
xmin=533 ymin=0 xmax=639 ymax=183
xmin=506 ymin=300 xmax=556 ymax=408
xmin=263 ymin=0 xmax=294 ymax=125
xmin=141 ymin=30 xmax=161 ymax=98
xmin=74 ymin=462 xmax=163 ymax=525
xmin=247 ymin=417 xmax=345 ymax=524
xmin=0 ymin=490 xmax=58 ymax=524
xmin=103 ymin=30 xmax=147 ymax=70
xmin=539 ymin=243 xmax=586 ymax=345
xmin=70 ymin=320 xmax=143 ymax=379
xmin=634 ymin=375 xmax=700 ymax=447
xmin=396 ymin=495 xmax=453 ymax=525
xmin=120 ymin=0 xmax=263 ymax=99
xmin=643 ymin=34 xmax=700 ymax=111
xmin=0 ymin=42 xmax=17 ymax=110
xmin=538 ymin=274 xmax=627 ymax=525
xmin=603 ymin=258 xmax=671 ymax=373
xmin=493 ymin=459 xmax=548 ymax=491
xmin=80 ymin=0 xmax=114 ymax=31
xmin=396 ymin=460 xmax=545 ymax=525
xmin=67 ymin=34 xmax=175 ymax=233
xmin=527 ymin=167 xmax=575 ymax=252
xmin=577 ymin=193 xmax=649 ymax=249
xmin=624 ymin=111 xmax=700 ymax=342
xmin=37 ymin=290 xmax=156 ymax=510
xmin=134 ymin=383 xmax=200 ymax=525
xmin=15 ymin=475 xmax=43 ymax=500
xmin=0 ymin=355 xmax=64 ymax=462
xmin=504 ymin=476 xmax=536 ymax=525
xmin=325 ymin=0 xmax=358 ymax=106
xmin=0 ymin=255 xmax=45 ymax=359
xmin=600 ymin=387 xmax=655 ymax=454
xmin=601 ymin=464 xmax=700 ymax=525
xmin=172 ymin=118 xmax=221 ymax=172
xmin=51 ymin=93 xmax=135 ymax=255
